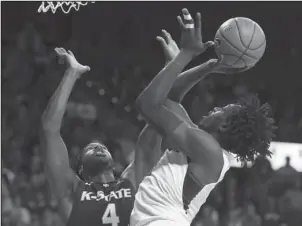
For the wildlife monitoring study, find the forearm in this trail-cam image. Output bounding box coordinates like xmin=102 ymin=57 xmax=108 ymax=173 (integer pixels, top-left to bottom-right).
xmin=137 ymin=124 xmax=163 ymax=162
xmin=134 ymin=124 xmax=163 ymax=187
xmin=42 ymin=68 xmax=80 ymax=131
xmin=136 ymin=50 xmax=193 ymax=108
xmin=168 ymin=61 xmax=214 ymax=103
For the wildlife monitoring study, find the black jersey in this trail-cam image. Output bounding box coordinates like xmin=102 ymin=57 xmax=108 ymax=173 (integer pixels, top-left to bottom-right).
xmin=67 ymin=178 xmax=135 ymax=226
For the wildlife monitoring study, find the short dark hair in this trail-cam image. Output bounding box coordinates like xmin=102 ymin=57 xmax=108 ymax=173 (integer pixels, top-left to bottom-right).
xmin=221 ymin=95 xmax=277 ymax=162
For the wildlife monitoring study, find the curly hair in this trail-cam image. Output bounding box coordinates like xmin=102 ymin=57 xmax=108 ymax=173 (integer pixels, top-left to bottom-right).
xmin=220 ymin=95 xmax=277 ymax=162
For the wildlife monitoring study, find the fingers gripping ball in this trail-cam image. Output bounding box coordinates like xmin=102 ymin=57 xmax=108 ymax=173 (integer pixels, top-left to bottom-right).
xmin=214 ymin=17 xmax=266 ymax=69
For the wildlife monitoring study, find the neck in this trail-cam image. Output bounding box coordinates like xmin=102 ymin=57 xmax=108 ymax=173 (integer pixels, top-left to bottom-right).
xmin=199 ymin=123 xmax=218 ymax=139
xmin=87 ymin=170 xmax=115 ymax=184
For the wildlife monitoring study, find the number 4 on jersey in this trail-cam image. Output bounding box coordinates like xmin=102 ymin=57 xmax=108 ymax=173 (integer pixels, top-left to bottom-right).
xmin=102 ymin=203 xmax=120 ymax=226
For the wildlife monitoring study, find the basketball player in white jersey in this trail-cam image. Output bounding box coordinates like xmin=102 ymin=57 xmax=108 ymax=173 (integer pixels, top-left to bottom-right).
xmin=131 ymin=8 xmax=276 ymax=226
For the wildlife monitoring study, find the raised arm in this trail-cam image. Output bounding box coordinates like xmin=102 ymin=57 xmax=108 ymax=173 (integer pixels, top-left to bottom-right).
xmin=157 ymin=29 xmax=217 ymax=104
xmin=122 ymin=10 xmax=244 ymax=188
xmin=136 ymin=9 xmax=224 ymax=181
xmin=40 ymin=48 xmax=90 ymax=222
xmin=122 ymin=11 xmax=219 ymax=189
xmin=157 ymin=30 xmax=248 ymax=104
xmin=136 ymin=9 xmax=213 ymax=132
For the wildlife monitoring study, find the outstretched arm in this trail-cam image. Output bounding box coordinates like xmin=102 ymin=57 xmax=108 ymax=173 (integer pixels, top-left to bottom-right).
xmin=40 ymin=48 xmax=90 ymax=222
xmin=122 ymin=11 xmax=232 ymax=189
xmin=126 ymin=11 xmax=248 ymax=189
xmin=136 ymin=9 xmax=213 ymax=133
xmin=157 ymin=30 xmax=216 ymax=104
xmin=136 ymin=9 xmax=223 ymax=181
xmin=158 ymin=30 xmax=248 ymax=104
xmin=121 ymin=47 xmax=196 ymax=189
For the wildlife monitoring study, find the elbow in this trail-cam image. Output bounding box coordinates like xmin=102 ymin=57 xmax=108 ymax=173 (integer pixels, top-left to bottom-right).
xmin=135 ymin=97 xmax=146 ymax=114
xmin=41 ymin=114 xmax=51 ymax=131
xmin=40 ymin=117 xmax=60 ymax=133
xmin=135 ymin=96 xmax=161 ymax=118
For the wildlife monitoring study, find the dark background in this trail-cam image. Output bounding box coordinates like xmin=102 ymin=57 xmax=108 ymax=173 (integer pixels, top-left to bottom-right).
xmin=2 ymin=2 xmax=302 ymax=226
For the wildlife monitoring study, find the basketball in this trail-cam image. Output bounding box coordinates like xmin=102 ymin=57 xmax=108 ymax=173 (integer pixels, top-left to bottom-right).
xmin=214 ymin=17 xmax=266 ymax=69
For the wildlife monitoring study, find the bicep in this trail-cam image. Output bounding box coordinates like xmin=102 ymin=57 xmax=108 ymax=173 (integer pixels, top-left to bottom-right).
xmin=167 ymin=122 xmax=222 ymax=171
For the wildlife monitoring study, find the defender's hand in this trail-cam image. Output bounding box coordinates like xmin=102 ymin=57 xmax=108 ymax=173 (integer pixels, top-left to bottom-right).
xmin=178 ymin=8 xmax=214 ymax=57
xmin=156 ymin=30 xmax=180 ymax=63
xmin=54 ymin=48 xmax=90 ymax=74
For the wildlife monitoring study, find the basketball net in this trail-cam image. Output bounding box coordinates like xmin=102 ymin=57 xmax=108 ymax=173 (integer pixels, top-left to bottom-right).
xmin=37 ymin=1 xmax=94 ymax=14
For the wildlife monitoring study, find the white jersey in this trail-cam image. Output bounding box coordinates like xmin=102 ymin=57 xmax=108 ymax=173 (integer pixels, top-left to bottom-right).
xmin=130 ymin=149 xmax=231 ymax=226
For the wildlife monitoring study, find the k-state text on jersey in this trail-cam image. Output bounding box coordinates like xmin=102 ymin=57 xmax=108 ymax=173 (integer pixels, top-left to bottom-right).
xmin=81 ymin=188 xmax=132 ymax=201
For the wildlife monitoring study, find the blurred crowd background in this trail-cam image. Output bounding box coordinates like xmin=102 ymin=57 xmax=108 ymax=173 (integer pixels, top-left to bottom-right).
xmin=2 ymin=2 xmax=302 ymax=226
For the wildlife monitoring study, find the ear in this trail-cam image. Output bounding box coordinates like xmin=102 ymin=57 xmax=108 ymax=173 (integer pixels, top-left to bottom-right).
xmin=219 ymin=117 xmax=232 ymax=132
xmin=79 ymin=165 xmax=83 ymax=175
xmin=219 ymin=124 xmax=228 ymax=132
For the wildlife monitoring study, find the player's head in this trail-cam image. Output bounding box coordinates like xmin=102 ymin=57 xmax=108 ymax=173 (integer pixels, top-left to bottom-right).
xmin=199 ymin=95 xmax=276 ymax=162
xmin=78 ymin=142 xmax=114 ymax=178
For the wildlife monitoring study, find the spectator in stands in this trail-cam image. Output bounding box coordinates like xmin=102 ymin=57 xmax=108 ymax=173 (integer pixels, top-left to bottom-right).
xmin=279 ymin=178 xmax=302 ymax=226
xmin=274 ymin=156 xmax=299 ymax=195
xmin=41 ymin=208 xmax=64 ymax=226
xmin=263 ymin=196 xmax=282 ymax=226
xmin=277 ymin=156 xmax=297 ymax=178
xmin=201 ymin=205 xmax=220 ymax=226
xmin=31 ymin=213 xmax=42 ymax=226
xmin=11 ymin=195 xmax=31 ymax=226
xmin=2 ymin=178 xmax=14 ymax=226
xmin=237 ymin=202 xmax=261 ymax=226
xmin=249 ymin=156 xmax=273 ymax=217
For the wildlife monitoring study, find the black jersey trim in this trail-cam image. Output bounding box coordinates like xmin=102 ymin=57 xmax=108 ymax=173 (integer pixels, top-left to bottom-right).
xmin=182 ymin=157 xmax=205 ymax=212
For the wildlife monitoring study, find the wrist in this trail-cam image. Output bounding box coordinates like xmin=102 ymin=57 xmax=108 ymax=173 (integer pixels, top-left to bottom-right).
xmin=174 ymin=50 xmax=194 ymax=66
xmin=66 ymin=67 xmax=81 ymax=78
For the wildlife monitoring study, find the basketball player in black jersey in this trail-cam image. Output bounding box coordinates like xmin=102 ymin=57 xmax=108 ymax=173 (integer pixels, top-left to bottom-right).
xmin=40 ymin=48 xmax=159 ymax=226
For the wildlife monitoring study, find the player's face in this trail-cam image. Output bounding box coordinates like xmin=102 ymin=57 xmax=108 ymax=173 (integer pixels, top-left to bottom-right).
xmin=84 ymin=143 xmax=112 ymax=160
xmin=200 ymin=104 xmax=241 ymax=131
xmin=81 ymin=142 xmax=113 ymax=176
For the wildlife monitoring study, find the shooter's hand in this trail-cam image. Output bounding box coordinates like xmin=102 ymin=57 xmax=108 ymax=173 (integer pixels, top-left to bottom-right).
xmin=197 ymin=57 xmax=249 ymax=76
xmin=156 ymin=30 xmax=180 ymax=63
xmin=212 ymin=63 xmax=250 ymax=74
xmin=178 ymin=8 xmax=214 ymax=58
xmin=210 ymin=52 xmax=250 ymax=75
xmin=54 ymin=48 xmax=90 ymax=74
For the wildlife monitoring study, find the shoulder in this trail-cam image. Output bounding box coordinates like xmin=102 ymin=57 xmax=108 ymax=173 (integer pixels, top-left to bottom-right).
xmin=119 ymin=161 xmax=136 ymax=189
xmin=169 ymin=122 xmax=221 ymax=155
xmin=179 ymin=124 xmax=222 ymax=164
xmin=117 ymin=175 xmax=135 ymax=190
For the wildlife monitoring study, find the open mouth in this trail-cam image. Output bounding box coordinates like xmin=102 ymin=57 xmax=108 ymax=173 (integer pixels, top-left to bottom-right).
xmin=95 ymin=151 xmax=106 ymax=157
